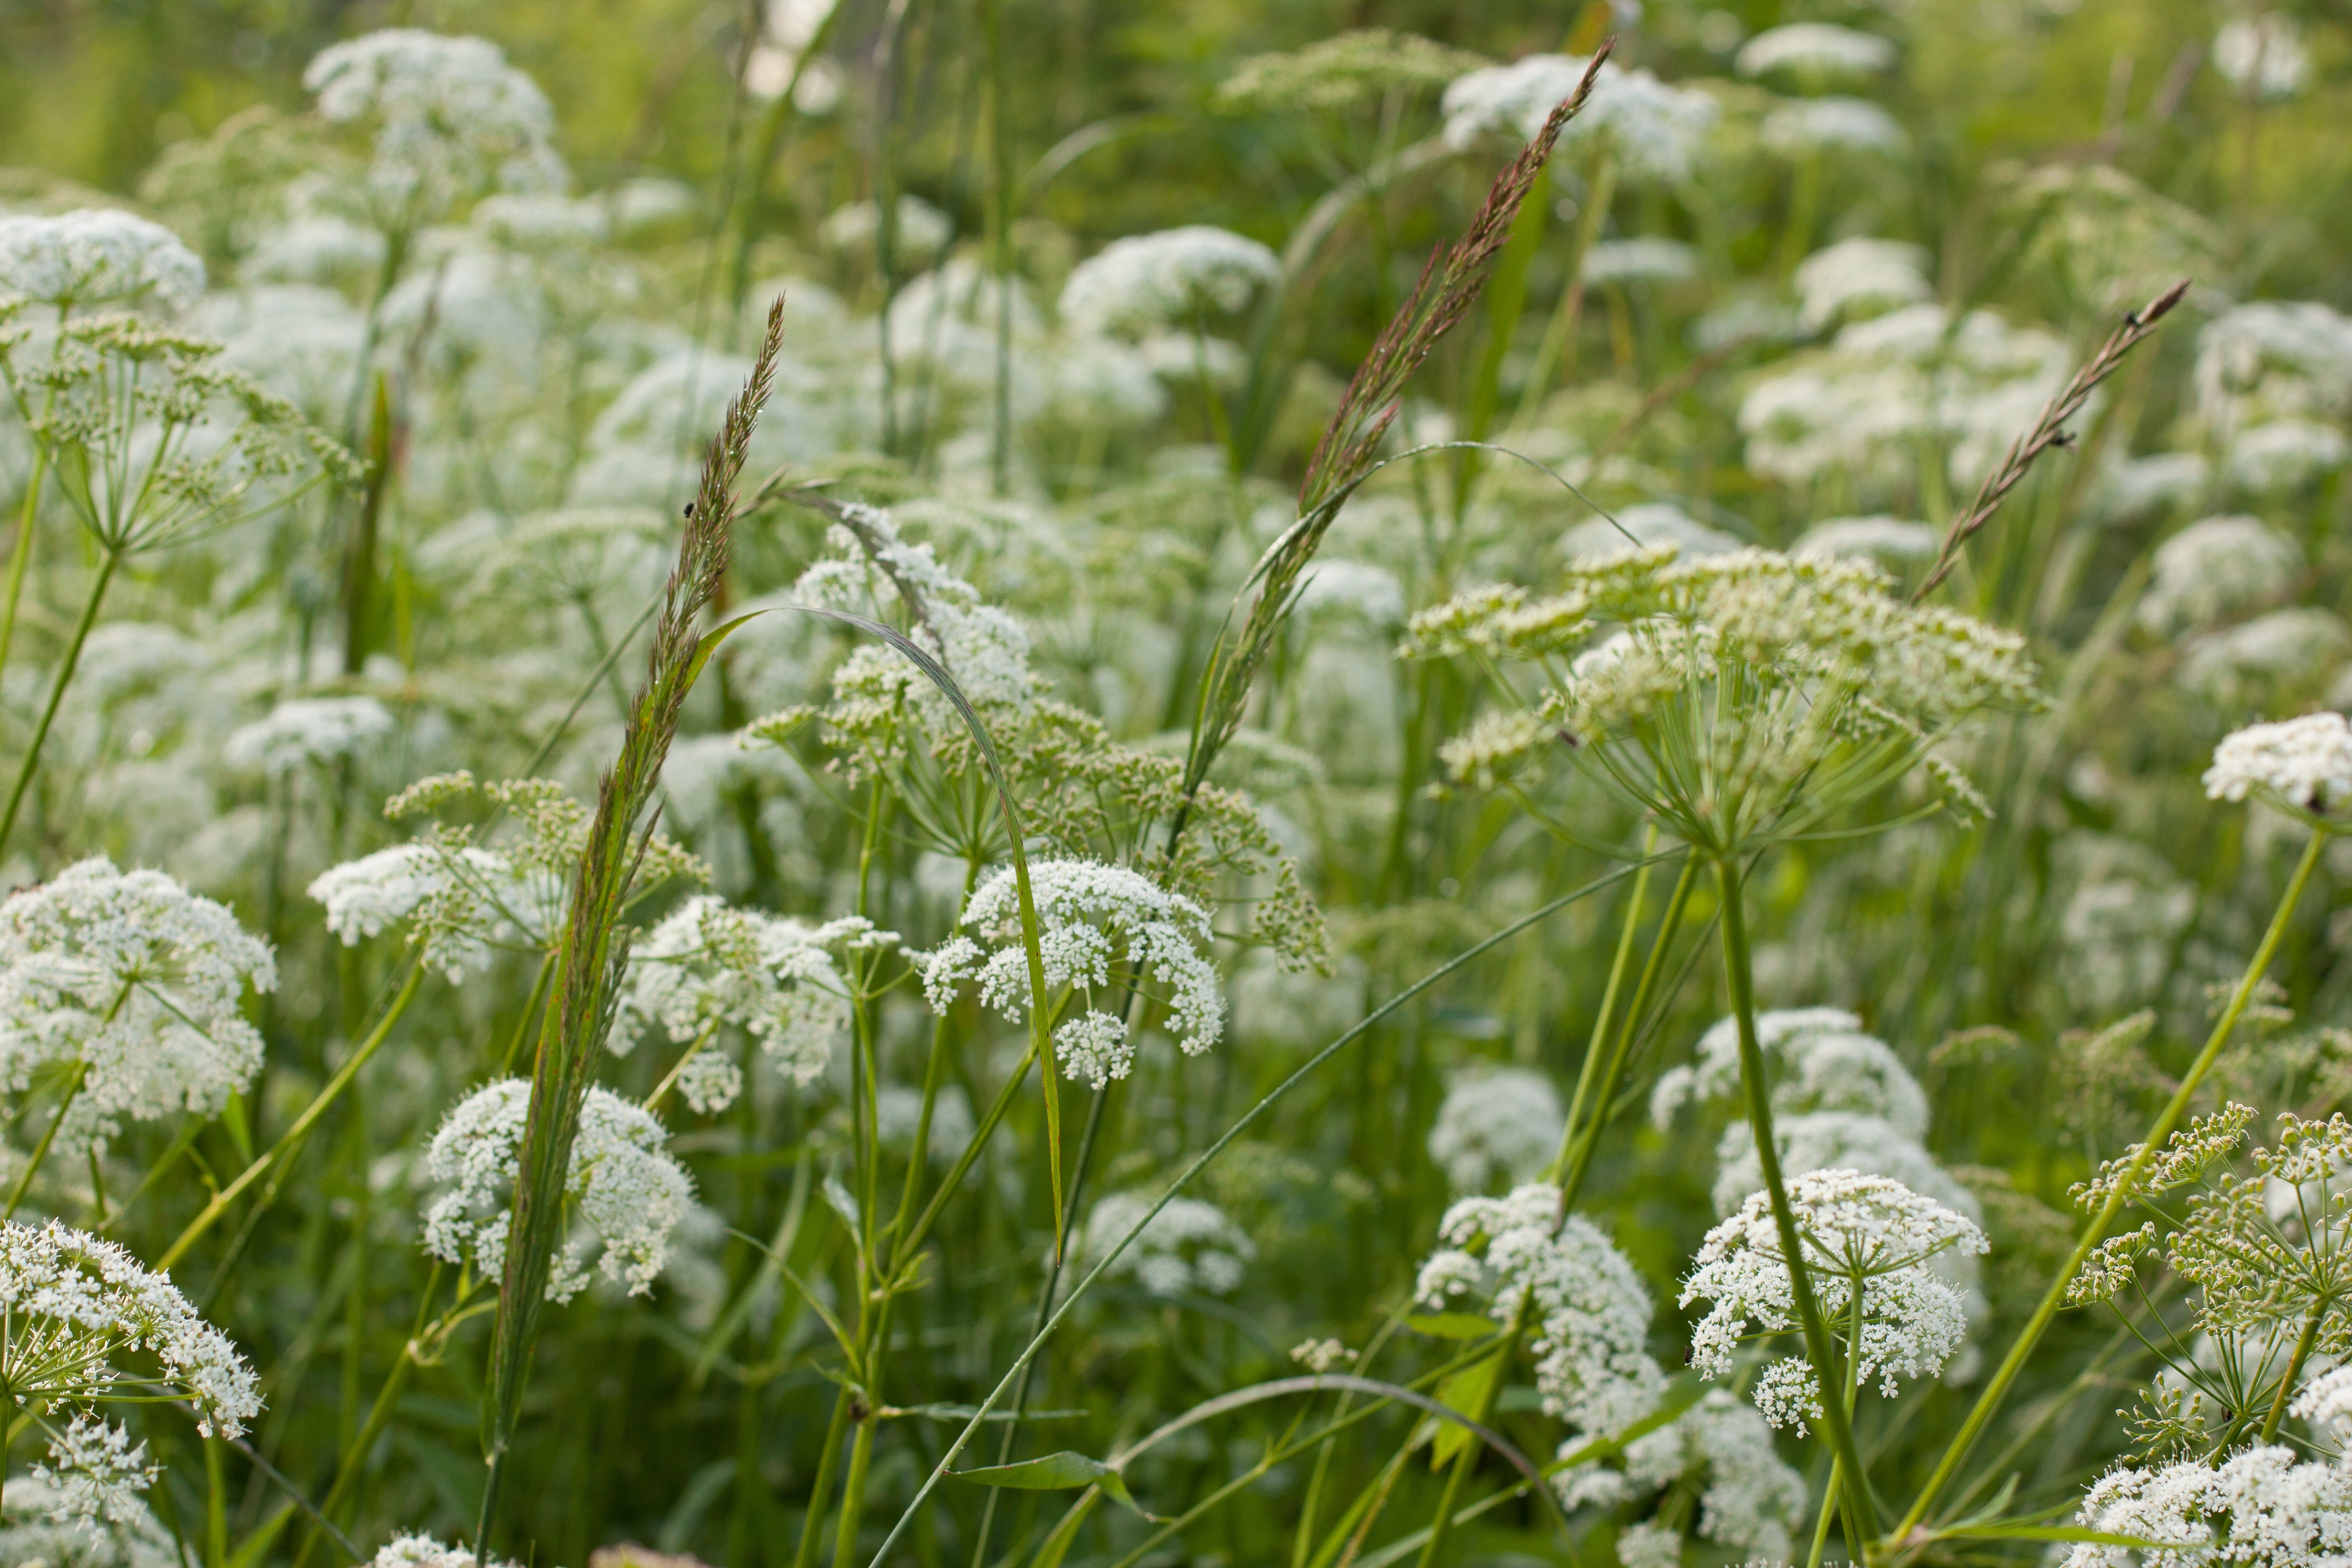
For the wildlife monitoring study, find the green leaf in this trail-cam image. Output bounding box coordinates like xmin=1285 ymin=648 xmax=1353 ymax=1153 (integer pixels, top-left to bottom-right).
xmin=681 ymin=608 xmax=770 ymax=689
xmin=1941 ymin=1526 xmax=2176 ymax=1547
xmin=1027 ymin=1490 xmax=1101 ymax=1568
xmin=952 ymin=1451 xmax=1154 ymax=1519
xmin=1406 ymin=1313 xmax=1500 ymax=1341
xmin=1431 ymin=1349 xmax=1505 ymax=1468
xmin=225 ymin=1501 xmax=297 ymax=1568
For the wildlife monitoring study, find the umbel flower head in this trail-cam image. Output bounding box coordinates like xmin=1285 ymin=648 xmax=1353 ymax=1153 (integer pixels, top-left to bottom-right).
xmin=1563 ymin=1389 xmax=1808 ymax=1562
xmin=2062 ymin=1445 xmax=2352 ymax=1568
xmin=917 ymin=858 xmax=1223 ymax=1090
xmin=1415 ymin=1183 xmax=1666 ymax=1440
xmin=0 ymin=210 xmax=205 ymax=315
xmin=0 ymin=858 xmax=275 ymax=1156
xmin=1427 ymin=1066 xmax=1566 ymax=1193
xmin=0 ymin=1221 xmax=262 ymax=1523
xmin=1058 ymin=226 xmax=1281 ymax=337
xmin=1215 ymin=30 xmax=1485 ymax=117
xmin=2203 ymin=712 xmax=2352 ymax=823
xmin=302 ymin=30 xmax=565 ymax=236
xmin=1680 ymin=1168 xmax=1986 ymax=1431
xmin=368 ymin=1537 xmax=520 ymax=1568
xmin=1406 ymin=545 xmax=2040 ymax=856
xmin=1077 ymin=1191 xmax=1255 ymax=1297
xmin=0 ymin=1474 xmax=176 ymax=1568
xmin=0 ymin=313 xmax=361 ymax=557
xmin=419 ymin=1079 xmax=693 ymax=1302
xmin=611 ymin=896 xmax=886 ymax=1110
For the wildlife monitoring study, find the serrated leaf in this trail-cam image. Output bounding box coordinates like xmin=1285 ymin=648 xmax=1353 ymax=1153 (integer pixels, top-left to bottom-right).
xmin=1407 ymin=1313 xmax=1499 ymax=1341
xmin=1431 ymin=1349 xmax=1504 ymax=1468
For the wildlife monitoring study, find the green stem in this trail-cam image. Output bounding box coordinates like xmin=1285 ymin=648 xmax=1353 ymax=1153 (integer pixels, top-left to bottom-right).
xmin=1893 ymin=826 xmax=2329 ymax=1547
xmin=1716 ymin=854 xmax=1881 ymax=1544
xmin=643 ymin=1018 xmax=724 ymax=1113
xmin=794 ymin=1387 xmax=854 ymax=1568
xmin=2260 ymin=1299 xmax=2327 ymax=1445
xmin=3 ymin=1058 xmax=88 ymax=1220
xmin=159 ymin=957 xmax=427 ymax=1271
xmin=0 ymin=546 xmax=119 ymax=858
xmin=0 ymin=434 xmax=50 ymax=687
xmin=1806 ymin=1455 xmax=1842 ymax=1568
xmin=1552 ymin=829 xmax=1661 ymax=1176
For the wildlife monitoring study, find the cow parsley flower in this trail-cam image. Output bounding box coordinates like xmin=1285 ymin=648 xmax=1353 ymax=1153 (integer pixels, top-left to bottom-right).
xmin=1793 ymin=238 xmax=1930 ymax=331
xmin=1575 ymin=1390 xmax=1807 ymax=1560
xmin=1761 ymin=97 xmax=1908 ymax=157
xmin=1681 ymin=1169 xmax=1986 ymax=1431
xmin=2213 ymin=15 xmax=2311 ymax=101
xmin=0 ymin=858 xmax=275 ymax=1156
xmin=1581 ymin=238 xmax=1701 ymax=287
xmin=2179 ymin=611 xmax=2351 ymax=707
xmin=1793 ymin=516 xmax=1939 ymax=566
xmin=0 ymin=210 xmax=205 ymax=314
xmin=1735 ymin=24 xmax=1897 ymax=81
xmin=303 ymin=30 xmax=565 ymax=235
xmin=2138 ymin=516 xmax=2301 ymax=634
xmin=221 ymin=695 xmax=396 ymax=774
xmin=1407 ymin=546 xmax=2037 ymax=855
xmin=2227 ymin=419 xmax=2350 ymax=493
xmin=2193 ymin=302 xmax=2352 ymax=439
xmin=1428 ymin=1066 xmax=1566 ymax=1192
xmin=0 ymin=1220 xmax=262 ymax=1520
xmin=1216 ymin=30 xmax=1485 ymax=116
xmin=2092 ymin=452 xmax=2212 ymax=523
xmin=368 ymin=1536 xmax=520 ymax=1568
xmin=0 ymin=1475 xmax=176 ymax=1568
xmin=1441 ymin=55 xmax=1718 ymax=183
xmin=1078 ymin=1191 xmax=1254 ymax=1296
xmin=818 ymin=195 xmax=952 ymax=258
xmin=1652 ymin=1009 xmax=1927 ymax=1137
xmin=1059 ymin=227 xmax=1280 ymax=337
xmin=917 ymin=859 xmax=1222 ymax=1090
xmin=1616 ymin=1520 xmax=1683 ymax=1568
xmin=609 ymin=896 xmax=865 ymax=1097
xmin=1416 ymin=1184 xmax=1666 ymax=1439
xmin=2061 ymin=1445 xmax=2352 ymax=1568
xmin=420 ymin=1079 xmax=693 ymax=1300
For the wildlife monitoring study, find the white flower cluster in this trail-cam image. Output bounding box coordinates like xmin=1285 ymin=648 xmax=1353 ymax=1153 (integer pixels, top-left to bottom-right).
xmin=1440 ymin=54 xmax=1718 ymax=183
xmin=2194 ymin=301 xmax=2352 ymax=441
xmin=1680 ymin=1169 xmax=1985 ymax=1431
xmin=1581 ymin=238 xmax=1701 ymax=287
xmin=420 ymin=1079 xmax=693 ymax=1300
xmin=0 ymin=1220 xmax=262 ymax=1522
xmin=1735 ymin=23 xmax=1897 ymax=81
xmin=1761 ymin=97 xmax=1908 ymax=157
xmin=794 ymin=502 xmax=1042 ymax=721
xmin=818 ymin=195 xmax=953 ymax=257
xmin=304 ymin=31 xmax=565 ymax=233
xmin=221 ymin=695 xmax=396 ymax=775
xmin=0 ymin=1474 xmax=176 ymax=1568
xmin=1059 ymin=226 xmax=1280 ymax=337
xmin=1792 ymin=237 xmax=1929 ymax=331
xmin=2213 ymin=15 xmax=2311 ymax=101
xmin=369 ymin=1537 xmax=519 ymax=1568
xmin=918 ymin=858 xmax=1223 ymax=1089
xmin=2063 ymin=1445 xmax=2352 ymax=1568
xmin=1427 ymin=1066 xmax=1565 ymax=1192
xmin=1415 ymin=1183 xmax=1665 ymax=1439
xmin=1565 ymin=1390 xmax=1808 ymax=1562
xmin=311 ymin=839 xmax=560 ymax=983
xmin=2138 ymin=516 xmax=2301 ymax=634
xmin=612 ymin=895 xmax=872 ymax=1103
xmin=1792 ymin=516 xmax=1939 ymax=566
xmin=0 ymin=858 xmax=275 ymax=1156
xmin=0 ymin=209 xmax=205 ymax=313
xmin=2203 ymin=713 xmax=2352 ymax=817
xmin=1079 ymin=1190 xmax=1255 ymax=1295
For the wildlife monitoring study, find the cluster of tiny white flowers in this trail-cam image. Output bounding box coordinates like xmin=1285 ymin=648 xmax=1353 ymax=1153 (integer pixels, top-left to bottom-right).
xmin=1792 ymin=237 xmax=1930 ymax=331
xmin=1058 ymin=226 xmax=1281 ymax=337
xmin=1290 ymin=1336 xmax=1357 ymax=1373
xmin=420 ymin=1080 xmax=694 ymax=1300
xmin=2212 ymin=14 xmax=2311 ymax=101
xmin=1575 ymin=1389 xmax=1807 ymax=1560
xmin=818 ymin=195 xmax=954 ymax=257
xmin=793 ymin=503 xmax=1042 ymax=718
xmin=1416 ymin=1183 xmax=1665 ymax=1439
xmin=1427 ymin=1066 xmax=1565 ymax=1192
xmin=2203 ymin=713 xmax=2352 ymax=816
xmin=2193 ymin=301 xmax=2352 ymax=440
xmin=1440 ymin=54 xmax=1718 ymax=183
xmin=1581 ymin=238 xmax=1701 ymax=287
xmin=612 ymin=895 xmax=870 ymax=1098
xmin=0 ymin=209 xmax=206 ymax=313
xmin=1792 ymin=516 xmax=1939 ymax=565
xmin=369 ymin=1536 xmax=520 ymax=1568
xmin=1680 ymin=1169 xmax=1985 ymax=1431
xmin=2138 ymin=516 xmax=2302 ymax=634
xmin=1652 ymin=1008 xmax=1925 ymax=1134
xmin=309 ymin=840 xmax=560 ymax=982
xmin=0 ymin=858 xmax=275 ymax=1156
xmin=303 ymin=30 xmax=565 ymax=230
xmin=1761 ymin=97 xmax=1908 ymax=157
xmin=1615 ymin=1519 xmax=1683 ymax=1568
xmin=1079 ymin=1191 xmax=1255 ymax=1297
xmin=2228 ymin=419 xmax=2350 ymax=493
xmin=0 ymin=1474 xmax=177 ymax=1567
xmin=0 ymin=1219 xmax=263 ymax=1516
xmin=1734 ymin=23 xmax=1896 ymax=80
xmin=2062 ymin=1445 xmax=2352 ymax=1568
xmin=221 ymin=695 xmax=396 ymax=775
xmin=918 ymin=859 xmax=1223 ymax=1089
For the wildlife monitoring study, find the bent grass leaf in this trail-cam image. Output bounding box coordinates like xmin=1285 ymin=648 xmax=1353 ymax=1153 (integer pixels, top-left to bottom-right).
xmin=1406 ymin=1313 xmax=1498 ymax=1340
xmin=953 ymin=1451 xmax=1154 ymax=1520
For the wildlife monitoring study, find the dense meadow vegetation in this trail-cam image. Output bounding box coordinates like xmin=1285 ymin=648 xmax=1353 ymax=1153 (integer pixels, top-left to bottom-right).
xmin=1 ymin=3 xmax=2350 ymax=1568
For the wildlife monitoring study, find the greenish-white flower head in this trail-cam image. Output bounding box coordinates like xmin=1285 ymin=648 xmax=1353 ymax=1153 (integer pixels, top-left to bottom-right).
xmin=1407 ymin=544 xmax=2039 ymax=857
xmin=1216 ymin=30 xmax=1485 ymax=117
